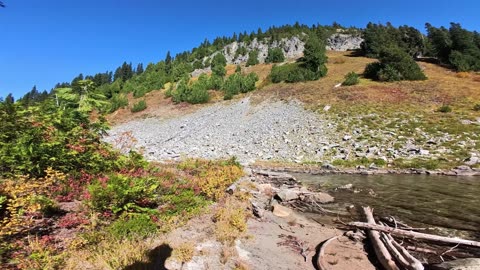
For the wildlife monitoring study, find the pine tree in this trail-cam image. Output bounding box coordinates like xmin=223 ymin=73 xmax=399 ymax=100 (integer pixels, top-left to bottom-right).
xmin=302 ymin=35 xmax=327 ymax=74
xmin=136 ymin=63 xmax=144 ymax=75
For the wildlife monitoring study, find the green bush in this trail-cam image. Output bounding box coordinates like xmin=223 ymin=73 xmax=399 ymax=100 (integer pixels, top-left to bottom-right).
xmin=131 ymin=100 xmax=147 ymax=113
xmin=438 ymin=105 xmax=452 ymax=113
xmin=364 ymin=47 xmax=427 ymax=81
xmin=270 ymin=63 xmax=321 ymax=83
xmin=86 ymin=174 xmax=159 ymax=214
xmin=222 ymin=73 xmax=258 ymax=99
xmin=108 ymin=214 xmax=157 ymax=239
xmin=342 ymin=72 xmax=360 ymax=86
xmin=265 ymin=48 xmax=285 ymax=63
xmin=187 ymin=82 xmax=210 ymax=104
xmin=0 ymin=99 xmax=122 ymax=177
xmin=246 ymin=50 xmax=259 ymax=67
xmin=109 ymin=94 xmax=129 ymax=113
xmin=208 ymin=75 xmax=224 ymax=90
xmin=171 ymin=78 xmax=210 ymax=104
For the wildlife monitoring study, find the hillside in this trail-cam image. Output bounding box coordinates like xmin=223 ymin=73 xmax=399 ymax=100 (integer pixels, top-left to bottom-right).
xmin=106 ymin=50 xmax=480 ymax=171
xmin=2 ymin=21 xmax=480 ymax=270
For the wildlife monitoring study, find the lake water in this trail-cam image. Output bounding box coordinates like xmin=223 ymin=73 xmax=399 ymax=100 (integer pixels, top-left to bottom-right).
xmin=293 ymin=173 xmax=480 ymax=240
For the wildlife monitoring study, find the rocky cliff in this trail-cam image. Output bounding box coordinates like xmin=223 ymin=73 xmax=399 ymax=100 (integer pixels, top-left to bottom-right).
xmin=191 ymin=33 xmax=364 ymax=77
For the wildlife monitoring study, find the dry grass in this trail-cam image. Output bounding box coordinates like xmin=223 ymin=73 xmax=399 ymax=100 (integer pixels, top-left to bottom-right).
xmin=213 ymin=196 xmax=250 ymax=245
xmin=254 ymin=51 xmax=480 ymax=115
xmin=64 ymin=238 xmax=155 ymax=270
xmin=172 ymin=242 xmax=195 ymax=264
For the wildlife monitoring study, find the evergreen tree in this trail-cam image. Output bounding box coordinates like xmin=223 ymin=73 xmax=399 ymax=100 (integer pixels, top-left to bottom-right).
xmin=136 ymin=63 xmax=144 ymax=75
xmin=165 ymin=51 xmax=172 ymax=75
xmin=302 ymin=35 xmax=327 ymax=75
xmin=246 ymin=50 xmax=259 ymax=66
xmin=265 ymin=47 xmax=285 ymax=63
xmin=211 ymin=53 xmax=227 ymax=77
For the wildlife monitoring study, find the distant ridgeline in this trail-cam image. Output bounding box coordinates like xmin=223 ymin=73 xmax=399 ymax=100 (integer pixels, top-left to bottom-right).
xmin=4 ymin=21 xmax=480 ymax=110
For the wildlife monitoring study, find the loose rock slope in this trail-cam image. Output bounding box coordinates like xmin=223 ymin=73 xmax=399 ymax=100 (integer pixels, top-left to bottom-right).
xmin=105 ymin=98 xmax=337 ymax=164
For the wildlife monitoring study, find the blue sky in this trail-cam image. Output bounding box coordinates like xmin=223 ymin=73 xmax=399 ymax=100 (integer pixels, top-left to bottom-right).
xmin=1 ymin=0 xmax=479 ymax=99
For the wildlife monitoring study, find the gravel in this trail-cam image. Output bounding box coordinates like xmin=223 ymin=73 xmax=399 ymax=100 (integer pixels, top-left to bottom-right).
xmin=104 ymin=98 xmax=335 ymax=164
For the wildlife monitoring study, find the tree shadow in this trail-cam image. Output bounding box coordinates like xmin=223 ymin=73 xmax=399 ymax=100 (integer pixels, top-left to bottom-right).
xmin=123 ymin=244 xmax=173 ymax=270
xmin=344 ymin=49 xmax=365 ymax=57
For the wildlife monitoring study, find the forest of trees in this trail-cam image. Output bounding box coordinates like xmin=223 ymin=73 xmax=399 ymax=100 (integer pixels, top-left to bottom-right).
xmin=3 ymin=21 xmax=479 ymax=111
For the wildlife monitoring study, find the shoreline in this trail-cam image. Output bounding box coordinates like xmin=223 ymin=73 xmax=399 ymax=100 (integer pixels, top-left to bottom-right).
xmin=249 ymin=164 xmax=480 ymax=176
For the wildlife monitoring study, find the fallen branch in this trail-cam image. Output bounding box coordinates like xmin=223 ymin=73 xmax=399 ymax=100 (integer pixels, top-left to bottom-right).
xmin=317 ymin=236 xmax=338 ymax=270
xmin=362 ymin=207 xmax=400 ymax=270
xmin=348 ymin=222 xmax=480 ymax=248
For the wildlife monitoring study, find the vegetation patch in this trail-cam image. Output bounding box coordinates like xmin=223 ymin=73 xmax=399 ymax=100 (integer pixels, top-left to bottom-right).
xmin=131 ymin=100 xmax=147 ymax=112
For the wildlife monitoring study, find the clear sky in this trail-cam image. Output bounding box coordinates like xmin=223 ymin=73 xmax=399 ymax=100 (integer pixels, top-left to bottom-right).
xmin=1 ymin=0 xmax=479 ymax=99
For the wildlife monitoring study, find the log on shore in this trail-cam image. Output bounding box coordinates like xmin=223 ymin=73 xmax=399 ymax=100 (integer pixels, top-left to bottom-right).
xmin=363 ymin=207 xmax=400 ymax=270
xmin=348 ymin=222 xmax=480 ymax=248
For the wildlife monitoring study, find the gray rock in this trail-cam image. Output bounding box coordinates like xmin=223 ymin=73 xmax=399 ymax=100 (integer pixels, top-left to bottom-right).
xmin=431 ymin=258 xmax=480 ymax=270
xmin=275 ymin=189 xmax=300 ymax=202
xmin=465 ymin=156 xmax=479 ymax=166
xmin=455 ymin=165 xmax=472 ymax=171
xmin=326 ymin=33 xmax=363 ymax=51
xmin=312 ymin=192 xmax=334 ymax=204
xmin=322 ymin=163 xmax=336 ymax=170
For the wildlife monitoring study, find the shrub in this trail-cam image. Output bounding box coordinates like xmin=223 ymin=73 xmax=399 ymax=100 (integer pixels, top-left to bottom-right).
xmin=474 ymin=104 xmax=480 ymax=111
xmin=160 ymin=189 xmax=209 ymax=217
xmin=270 ymin=63 xmax=320 ymax=83
xmin=86 ymin=173 xmax=159 ymax=214
xmin=131 ymin=100 xmax=147 ymax=113
xmin=265 ymin=47 xmax=285 ymax=63
xmin=246 ymin=50 xmax=259 ymax=67
xmin=109 ymin=94 xmax=129 ymax=113
xmin=438 ymin=105 xmax=452 ymax=113
xmin=108 ymin=214 xmax=157 ymax=239
xmin=342 ymin=72 xmax=360 ymax=86
xmin=364 ymin=47 xmax=427 ymax=81
xmin=213 ymin=197 xmax=248 ymax=244
xmin=208 ymin=75 xmax=224 ymax=90
xmin=187 ymin=81 xmax=210 ymax=104
xmin=222 ymin=73 xmax=258 ymax=99
xmin=171 ymin=78 xmax=210 ymax=104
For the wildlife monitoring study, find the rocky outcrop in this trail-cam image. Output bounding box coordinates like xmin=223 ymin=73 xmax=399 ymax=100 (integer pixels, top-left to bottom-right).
xmin=326 ymin=34 xmax=363 ymax=51
xmin=191 ymin=33 xmax=363 ymax=77
xmin=221 ymin=36 xmax=305 ymax=65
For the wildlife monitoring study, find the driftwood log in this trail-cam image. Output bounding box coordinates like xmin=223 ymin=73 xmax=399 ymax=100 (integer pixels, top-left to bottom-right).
xmin=363 ymin=207 xmax=400 ymax=270
xmin=317 ymin=236 xmax=338 ymax=270
xmin=348 ymin=221 xmax=480 ymax=248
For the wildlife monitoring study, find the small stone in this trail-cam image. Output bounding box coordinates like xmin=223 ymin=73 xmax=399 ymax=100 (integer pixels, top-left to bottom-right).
xmin=322 ymin=163 xmax=336 ymax=170
xmin=343 ymin=135 xmax=352 ymax=141
xmin=419 ymin=149 xmax=430 ymax=155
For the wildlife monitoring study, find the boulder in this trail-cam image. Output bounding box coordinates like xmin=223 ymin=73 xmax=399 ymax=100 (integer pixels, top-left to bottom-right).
xmin=272 ymin=204 xmax=292 ymax=218
xmin=465 ymin=156 xmax=479 ymax=166
xmin=275 ymin=189 xmax=300 ymax=202
xmin=312 ymin=192 xmax=334 ymax=204
xmin=431 ymin=258 xmax=480 ymax=270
